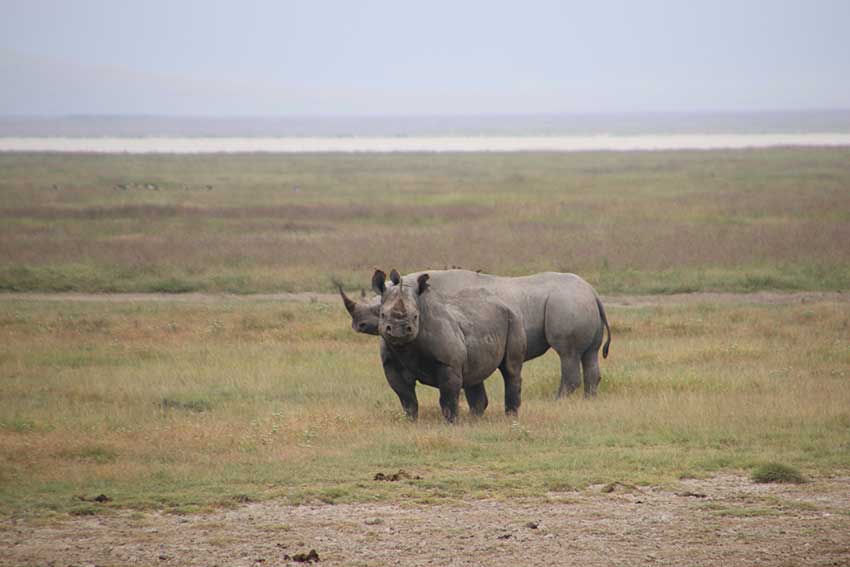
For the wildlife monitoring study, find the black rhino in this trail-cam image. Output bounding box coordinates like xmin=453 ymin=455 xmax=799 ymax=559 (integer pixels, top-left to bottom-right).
xmin=338 ymin=269 xmax=610 ymax=399
xmin=372 ymin=269 xmax=526 ymax=423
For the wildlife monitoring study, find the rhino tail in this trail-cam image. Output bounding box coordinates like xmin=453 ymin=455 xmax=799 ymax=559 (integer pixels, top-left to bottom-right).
xmin=596 ymin=296 xmax=611 ymax=359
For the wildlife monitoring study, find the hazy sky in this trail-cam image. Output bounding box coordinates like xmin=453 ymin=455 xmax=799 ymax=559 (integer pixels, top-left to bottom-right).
xmin=1 ymin=0 xmax=849 ymax=116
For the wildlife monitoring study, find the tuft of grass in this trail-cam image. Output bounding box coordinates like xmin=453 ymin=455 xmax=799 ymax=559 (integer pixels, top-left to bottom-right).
xmin=714 ymin=506 xmax=780 ymax=517
xmin=160 ymin=398 xmax=213 ymax=413
xmin=148 ymin=277 xmax=201 ymax=294
xmin=751 ymin=462 xmax=807 ymax=484
xmin=59 ymin=445 xmax=119 ymax=464
xmin=0 ymin=419 xmax=41 ymax=433
xmin=68 ymin=505 xmax=100 ymax=516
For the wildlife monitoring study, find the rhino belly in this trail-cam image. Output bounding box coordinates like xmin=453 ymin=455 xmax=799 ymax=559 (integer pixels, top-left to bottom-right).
xmin=524 ymin=327 xmax=550 ymax=360
xmin=496 ymin=290 xmax=549 ymax=359
xmin=462 ymin=335 xmax=506 ymax=384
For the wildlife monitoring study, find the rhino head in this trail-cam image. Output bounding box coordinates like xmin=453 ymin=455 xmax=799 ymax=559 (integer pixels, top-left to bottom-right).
xmin=335 ymin=281 xmax=381 ymax=335
xmin=372 ymin=268 xmax=430 ymax=346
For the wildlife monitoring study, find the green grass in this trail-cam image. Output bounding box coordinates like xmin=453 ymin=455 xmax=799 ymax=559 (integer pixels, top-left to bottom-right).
xmin=752 ymin=462 xmax=807 ymax=484
xmin=1 ymin=297 xmax=848 ymax=517
xmin=2 ymin=148 xmax=850 ymax=294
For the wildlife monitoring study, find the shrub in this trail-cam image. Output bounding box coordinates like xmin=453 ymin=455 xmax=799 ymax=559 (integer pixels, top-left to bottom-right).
xmin=751 ymin=462 xmax=806 ymax=484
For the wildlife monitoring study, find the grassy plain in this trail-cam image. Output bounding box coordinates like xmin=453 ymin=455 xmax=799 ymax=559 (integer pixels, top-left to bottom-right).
xmin=2 ymin=148 xmax=850 ymax=294
xmin=1 ymin=297 xmax=848 ymax=518
xmin=2 ymin=148 xmax=849 ymax=521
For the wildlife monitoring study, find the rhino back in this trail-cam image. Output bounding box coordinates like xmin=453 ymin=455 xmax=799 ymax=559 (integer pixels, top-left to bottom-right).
xmin=408 ymin=270 xmax=602 ymax=359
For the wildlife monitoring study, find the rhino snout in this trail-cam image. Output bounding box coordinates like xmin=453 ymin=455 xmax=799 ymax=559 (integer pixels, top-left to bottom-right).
xmin=383 ymin=321 xmax=418 ymax=343
xmin=384 ymin=325 xmax=402 ymax=337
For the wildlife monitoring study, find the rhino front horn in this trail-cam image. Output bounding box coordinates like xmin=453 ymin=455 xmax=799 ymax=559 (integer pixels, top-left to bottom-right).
xmin=336 ymin=282 xmax=356 ymax=315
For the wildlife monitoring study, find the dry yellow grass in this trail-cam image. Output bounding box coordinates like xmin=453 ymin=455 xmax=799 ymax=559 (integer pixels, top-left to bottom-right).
xmin=1 ymin=297 xmax=848 ymax=516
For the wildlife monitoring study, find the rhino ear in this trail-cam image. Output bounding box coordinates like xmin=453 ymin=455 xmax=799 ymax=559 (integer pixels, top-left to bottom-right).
xmin=389 ymin=269 xmax=401 ymax=286
xmin=371 ymin=269 xmax=387 ymax=295
xmin=417 ymin=273 xmax=430 ymax=294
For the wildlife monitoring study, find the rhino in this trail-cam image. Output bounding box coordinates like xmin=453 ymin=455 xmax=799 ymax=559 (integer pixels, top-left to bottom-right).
xmin=338 ymin=269 xmax=610 ymax=398
xmin=372 ymin=269 xmax=526 ymax=422
xmin=337 ymin=285 xmax=380 ymax=335
xmin=337 ymin=281 xmax=495 ymax=416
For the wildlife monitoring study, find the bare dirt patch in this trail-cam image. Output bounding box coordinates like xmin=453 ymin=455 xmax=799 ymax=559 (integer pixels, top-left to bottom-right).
xmin=2 ymin=475 xmax=848 ymax=567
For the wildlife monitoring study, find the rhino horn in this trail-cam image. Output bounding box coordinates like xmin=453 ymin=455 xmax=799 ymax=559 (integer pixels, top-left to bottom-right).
xmin=336 ymin=282 xmax=357 ymax=315
xmin=391 ymin=295 xmax=408 ymax=316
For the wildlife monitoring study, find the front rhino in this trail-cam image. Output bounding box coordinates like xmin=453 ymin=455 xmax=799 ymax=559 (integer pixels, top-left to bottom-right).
xmin=372 ymin=269 xmax=526 ymax=423
xmin=336 ymin=275 xmax=493 ymax=420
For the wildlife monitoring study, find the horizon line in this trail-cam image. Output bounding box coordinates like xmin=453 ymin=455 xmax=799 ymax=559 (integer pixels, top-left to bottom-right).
xmin=3 ymin=109 xmax=850 ymax=120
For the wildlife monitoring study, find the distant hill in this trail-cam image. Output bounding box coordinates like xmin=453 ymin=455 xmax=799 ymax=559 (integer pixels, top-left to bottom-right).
xmin=3 ymin=111 xmax=850 ymax=138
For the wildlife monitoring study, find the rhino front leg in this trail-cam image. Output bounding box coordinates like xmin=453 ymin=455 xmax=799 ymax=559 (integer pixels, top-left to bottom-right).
xmin=464 ymin=383 xmax=488 ymax=416
xmin=436 ymin=367 xmax=463 ymax=423
xmin=392 ymin=375 xmax=419 ymax=420
xmin=381 ymin=345 xmax=419 ymax=420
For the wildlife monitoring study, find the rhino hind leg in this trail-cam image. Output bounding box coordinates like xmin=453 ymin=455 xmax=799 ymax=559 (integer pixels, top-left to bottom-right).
xmin=581 ymin=349 xmax=601 ymax=397
xmin=464 ymin=383 xmax=488 ymax=416
xmin=557 ymin=352 xmax=582 ymax=398
xmin=500 ymin=363 xmax=522 ymax=417
xmin=500 ymin=313 xmax=526 ymax=416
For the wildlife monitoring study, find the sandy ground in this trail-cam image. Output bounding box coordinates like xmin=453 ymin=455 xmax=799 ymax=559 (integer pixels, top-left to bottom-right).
xmin=2 ymin=290 xmax=849 ymax=308
xmin=2 ymin=475 xmax=848 ymax=567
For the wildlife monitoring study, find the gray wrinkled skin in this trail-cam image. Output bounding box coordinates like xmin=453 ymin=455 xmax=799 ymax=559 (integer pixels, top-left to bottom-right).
xmin=372 ymin=269 xmax=526 ymax=423
xmin=338 ymin=281 xmax=492 ymax=413
xmin=338 ymin=269 xmax=610 ymax=399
